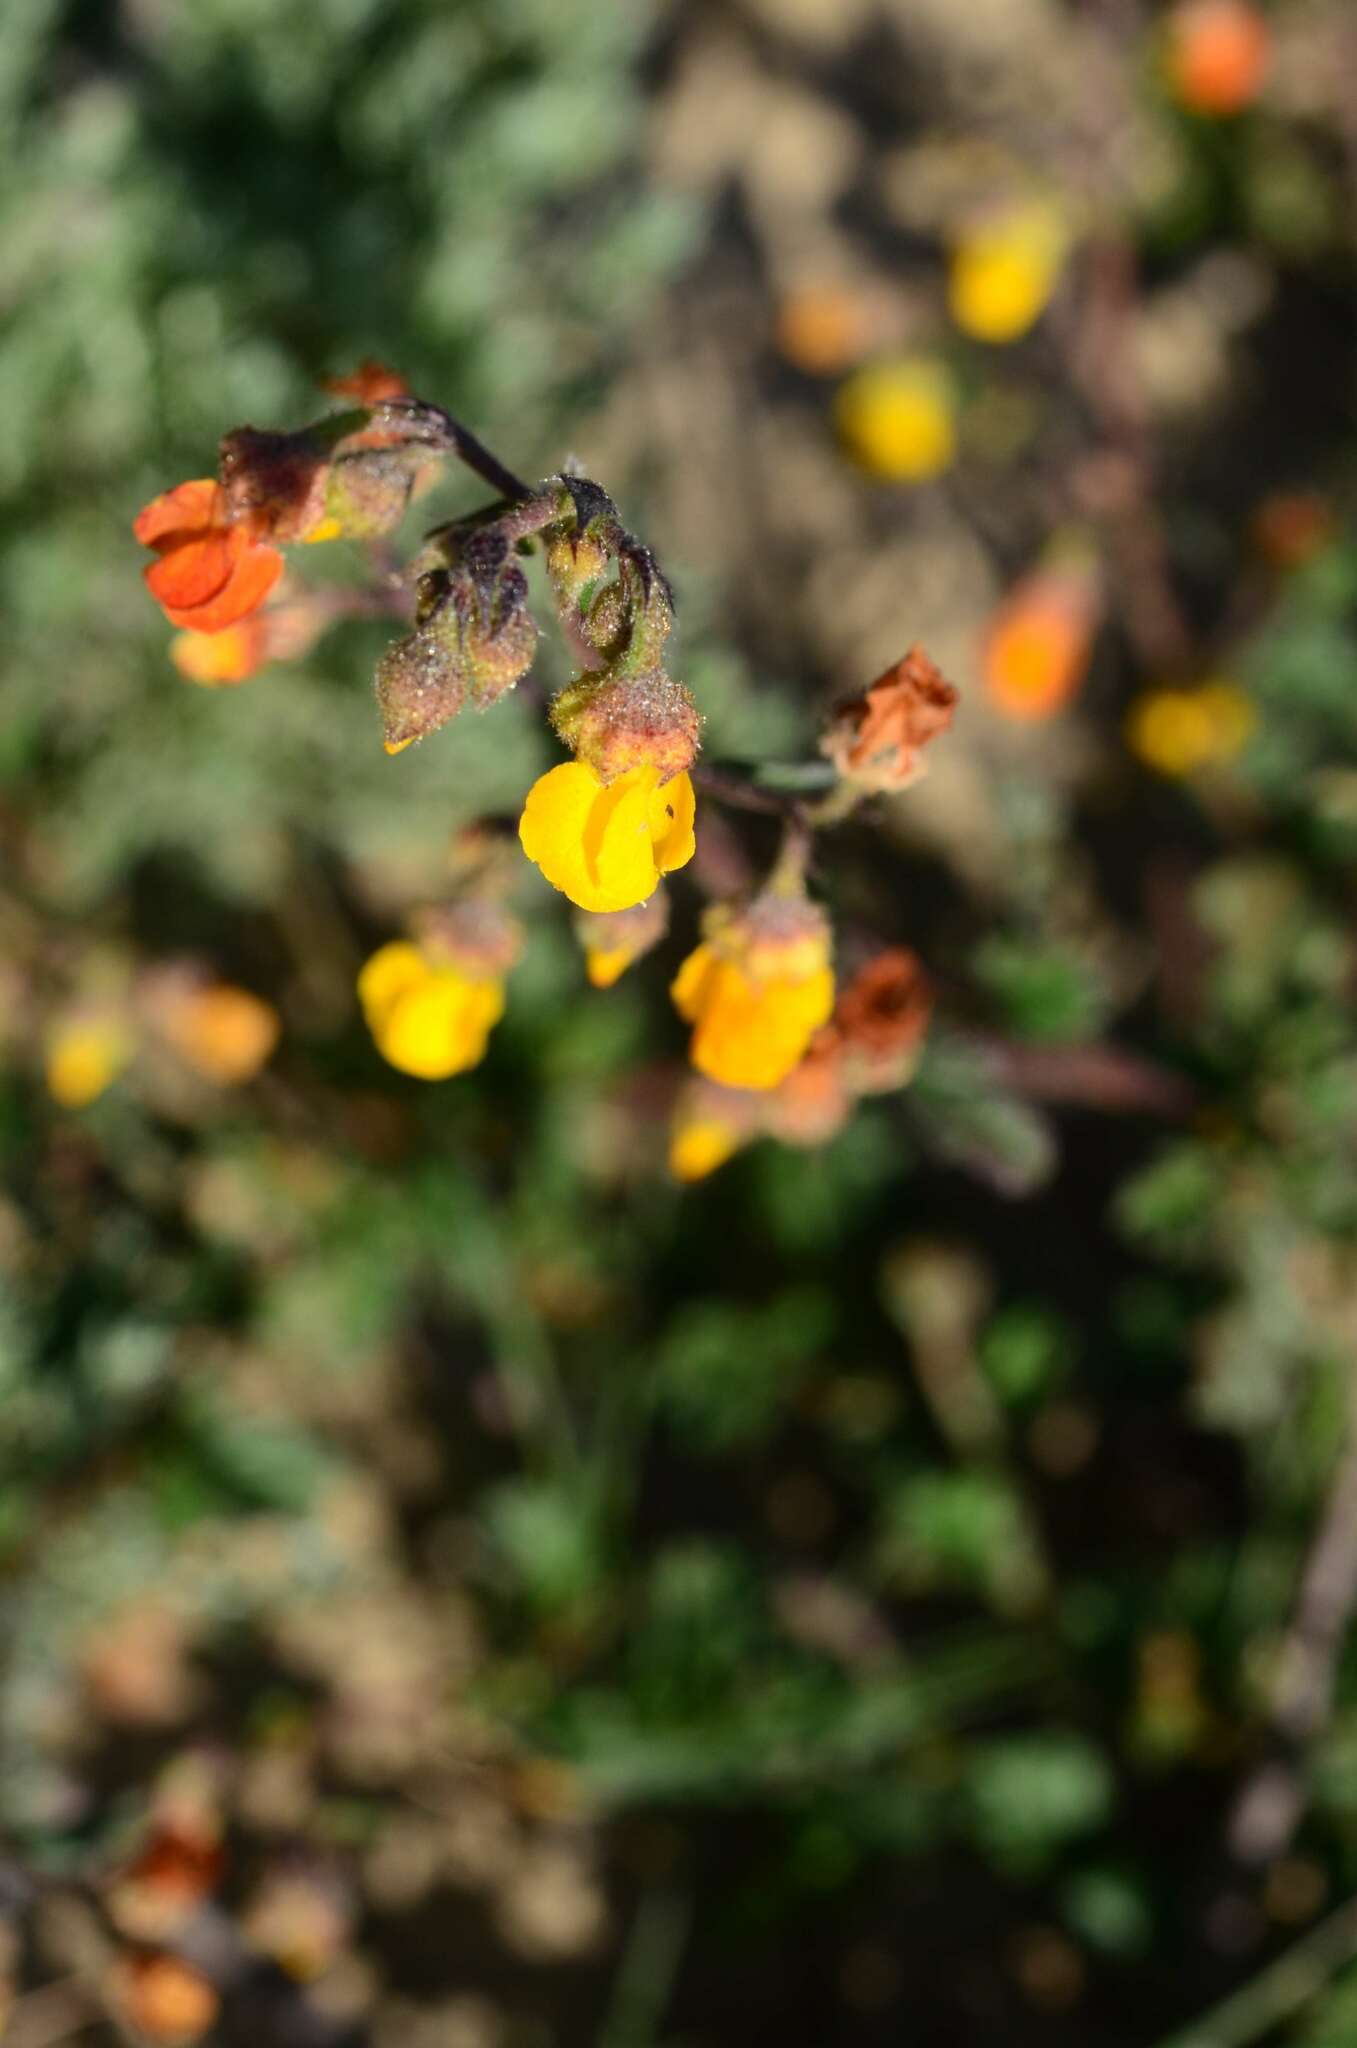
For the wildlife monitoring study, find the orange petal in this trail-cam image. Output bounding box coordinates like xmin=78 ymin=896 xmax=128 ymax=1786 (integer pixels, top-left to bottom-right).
xmin=158 ymin=542 xmax=283 ymax=632
xmin=144 ymin=526 xmax=240 ymax=613
xmin=133 ymin=479 xmax=221 ymax=548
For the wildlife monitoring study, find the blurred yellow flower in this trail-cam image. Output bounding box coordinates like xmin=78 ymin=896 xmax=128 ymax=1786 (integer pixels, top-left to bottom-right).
xmin=672 ymin=901 xmax=834 ymax=1092
xmin=948 ymin=202 xmax=1066 ymax=345
xmin=46 ymin=1021 xmax=130 ymax=1108
xmin=358 ymin=939 xmax=505 ymax=1080
xmin=834 ymin=359 xmax=956 ymax=482
xmin=670 ymin=1115 xmax=745 ymax=1182
xmin=1126 ymin=681 xmax=1256 ymax=777
xmin=519 ymin=761 xmax=695 ymax=913
xmin=170 ymin=619 xmax=266 ymax=686
xmin=163 ymin=984 xmax=280 ymax=1084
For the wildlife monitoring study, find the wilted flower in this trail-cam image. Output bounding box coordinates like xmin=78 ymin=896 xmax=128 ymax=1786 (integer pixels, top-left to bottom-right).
xmin=830 ymin=948 xmax=933 ymax=1093
xmin=1163 ymin=0 xmax=1269 ymax=116
xmin=672 ymin=890 xmax=834 ymax=1091
xmin=575 ymin=891 xmax=670 ymax=988
xmin=982 ymin=561 xmax=1101 ymax=721
xmin=947 ymin=198 xmax=1067 ymax=345
xmin=134 ymin=479 xmax=283 ymax=634
xmin=520 ymin=762 xmax=696 ymax=914
xmin=1126 ymin=680 xmax=1256 ymax=776
xmin=358 ymin=905 xmax=521 ymax=1080
xmin=820 ymin=645 xmax=959 ymax=792
xmin=834 ymin=358 xmax=957 ymax=481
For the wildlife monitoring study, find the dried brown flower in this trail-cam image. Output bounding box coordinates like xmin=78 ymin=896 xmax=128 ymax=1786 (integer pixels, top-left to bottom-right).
xmin=820 ymin=646 xmax=958 ymax=792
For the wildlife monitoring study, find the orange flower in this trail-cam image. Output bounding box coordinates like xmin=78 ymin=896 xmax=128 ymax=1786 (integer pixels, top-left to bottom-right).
xmin=160 ymin=983 xmax=280 ymax=1084
xmin=321 ymin=359 xmax=411 ymax=404
xmin=1164 ymin=0 xmax=1269 ymax=116
xmin=169 ymin=593 xmax=331 ymax=686
xmin=982 ymin=566 xmax=1099 ymax=722
xmin=821 ymin=645 xmax=959 ymax=791
xmin=775 ymin=283 xmax=875 ymax=376
xmin=108 ymin=1953 xmax=218 ymax=2045
xmin=134 ymin=479 xmax=283 ymax=634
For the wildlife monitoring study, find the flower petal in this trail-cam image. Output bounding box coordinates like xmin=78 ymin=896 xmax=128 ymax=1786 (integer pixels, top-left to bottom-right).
xmin=379 ymin=974 xmax=498 ymax=1078
xmin=358 ymin=942 xmax=428 ymax=1031
xmin=519 ymin=762 xmax=605 ymax=906
xmin=670 ymin=943 xmax=719 ymax=1022
xmin=133 ymin=479 xmax=221 ymax=548
xmin=145 ymin=527 xmax=240 ymax=613
xmin=158 ymin=542 xmax=283 ymax=632
xmin=586 ymin=769 xmax=661 ymax=912
xmin=650 ymin=771 xmax=696 ymax=876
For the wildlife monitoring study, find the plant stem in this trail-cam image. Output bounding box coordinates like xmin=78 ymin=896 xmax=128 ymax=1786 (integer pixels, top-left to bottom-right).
xmin=1155 ymin=1895 xmax=1357 ymax=2048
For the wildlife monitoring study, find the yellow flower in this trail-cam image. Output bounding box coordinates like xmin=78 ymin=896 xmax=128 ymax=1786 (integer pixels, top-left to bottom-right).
xmin=948 ymin=203 xmax=1066 ymax=345
xmin=834 ymin=358 xmax=956 ymax=482
xmin=358 ymin=939 xmax=505 ymax=1080
xmin=670 ymin=1115 xmax=745 ymax=1182
xmin=1126 ymin=681 xmax=1256 ymax=778
xmin=671 ymin=900 xmax=835 ymax=1092
xmin=519 ymin=761 xmax=695 ymax=913
xmin=46 ymin=1021 xmax=130 ymax=1108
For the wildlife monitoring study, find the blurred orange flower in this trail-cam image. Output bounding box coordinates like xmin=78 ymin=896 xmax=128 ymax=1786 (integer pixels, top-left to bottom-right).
xmin=321 ymin=359 xmax=411 ymax=404
xmin=135 ymin=479 xmax=283 ymax=634
xmin=775 ymin=283 xmax=875 ymax=376
xmin=109 ymin=1953 xmax=218 ymax=2045
xmin=982 ymin=565 xmax=1100 ymax=722
xmin=1164 ymin=0 xmax=1269 ymax=116
xmin=161 ymin=983 xmax=281 ymax=1085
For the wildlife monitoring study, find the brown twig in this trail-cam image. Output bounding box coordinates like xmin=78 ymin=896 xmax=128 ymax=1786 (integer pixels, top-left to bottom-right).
xmin=1228 ymin=1407 xmax=1357 ymax=1866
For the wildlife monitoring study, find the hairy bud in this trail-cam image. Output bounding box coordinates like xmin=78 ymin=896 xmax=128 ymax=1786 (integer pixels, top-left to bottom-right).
xmin=218 ymin=424 xmax=338 ymax=542
xmin=550 ymin=666 xmax=700 ymax=784
xmin=375 ymin=626 xmax=468 ymax=756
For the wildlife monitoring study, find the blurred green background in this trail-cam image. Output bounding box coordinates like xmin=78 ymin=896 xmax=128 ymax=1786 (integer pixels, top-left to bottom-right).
xmin=5 ymin=1 xmax=1357 ymax=2044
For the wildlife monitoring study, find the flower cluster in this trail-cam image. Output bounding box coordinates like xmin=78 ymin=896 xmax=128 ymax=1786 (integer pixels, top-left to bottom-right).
xmin=136 ymin=388 xmax=954 ymax=1171
xmin=669 ymin=950 xmax=934 ymax=1180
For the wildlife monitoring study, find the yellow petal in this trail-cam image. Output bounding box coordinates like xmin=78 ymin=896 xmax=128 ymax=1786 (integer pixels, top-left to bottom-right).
xmin=585 ymin=768 xmax=662 ymax=912
xmin=649 ymin=771 xmax=696 ymax=876
xmin=377 ymin=972 xmax=501 ymax=1079
xmin=690 ymin=964 xmax=835 ymax=1091
xmin=519 ymin=761 xmax=606 ymax=907
xmin=670 ymin=943 xmax=719 ymax=1022
xmin=358 ymin=942 xmax=429 ymax=1030
xmin=586 ymin=945 xmax=634 ymax=989
xmin=670 ymin=1117 xmax=743 ymax=1181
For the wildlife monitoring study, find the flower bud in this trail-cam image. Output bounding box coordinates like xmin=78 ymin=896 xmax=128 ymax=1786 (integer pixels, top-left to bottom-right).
xmin=375 ymin=625 xmax=468 ymax=755
xmin=573 ymin=890 xmax=669 ymax=988
xmin=550 ymin=666 xmax=700 ymax=785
